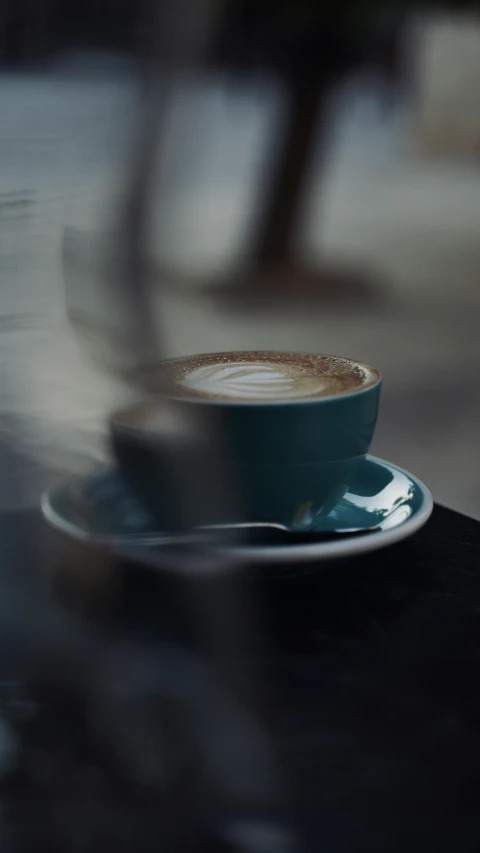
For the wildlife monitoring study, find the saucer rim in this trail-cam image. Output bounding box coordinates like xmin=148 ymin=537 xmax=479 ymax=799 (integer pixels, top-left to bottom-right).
xmin=232 ymin=456 xmax=433 ymax=563
xmin=42 ymin=456 xmax=433 ymax=565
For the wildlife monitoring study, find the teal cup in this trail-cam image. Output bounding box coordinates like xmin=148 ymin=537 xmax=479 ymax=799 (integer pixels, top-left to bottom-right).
xmin=110 ymin=352 xmax=381 ymax=531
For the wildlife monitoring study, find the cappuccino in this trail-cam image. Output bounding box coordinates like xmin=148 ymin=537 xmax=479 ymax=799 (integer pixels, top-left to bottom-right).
xmin=111 ymin=350 xmax=381 ymax=527
xmin=163 ymin=351 xmax=378 ymax=402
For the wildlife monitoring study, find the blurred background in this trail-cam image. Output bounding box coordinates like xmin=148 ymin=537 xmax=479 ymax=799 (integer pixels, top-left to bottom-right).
xmin=1 ymin=0 xmax=480 ymax=519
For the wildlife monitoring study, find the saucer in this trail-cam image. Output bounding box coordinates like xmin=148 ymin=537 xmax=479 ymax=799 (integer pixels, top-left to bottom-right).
xmin=42 ymin=456 xmax=433 ymax=566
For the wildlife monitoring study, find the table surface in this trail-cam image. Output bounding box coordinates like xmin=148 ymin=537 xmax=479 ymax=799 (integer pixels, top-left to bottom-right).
xmin=0 ymin=502 xmax=480 ymax=852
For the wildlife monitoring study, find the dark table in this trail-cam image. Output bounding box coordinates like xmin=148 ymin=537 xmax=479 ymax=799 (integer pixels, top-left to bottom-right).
xmin=0 ymin=503 xmax=480 ymax=852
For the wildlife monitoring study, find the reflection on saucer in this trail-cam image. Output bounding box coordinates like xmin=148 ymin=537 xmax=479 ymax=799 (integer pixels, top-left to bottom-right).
xmin=379 ymin=504 xmax=412 ymax=530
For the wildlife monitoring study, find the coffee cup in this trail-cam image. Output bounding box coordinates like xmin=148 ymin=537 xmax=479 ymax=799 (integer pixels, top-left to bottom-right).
xmin=110 ymin=351 xmax=381 ymax=531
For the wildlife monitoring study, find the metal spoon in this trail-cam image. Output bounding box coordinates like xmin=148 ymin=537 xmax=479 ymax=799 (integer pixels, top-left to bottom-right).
xmin=154 ymin=522 xmax=381 ymax=549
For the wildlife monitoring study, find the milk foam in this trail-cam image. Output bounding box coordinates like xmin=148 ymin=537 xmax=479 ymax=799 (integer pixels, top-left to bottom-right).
xmin=169 ymin=352 xmax=378 ymax=402
xmin=180 ymin=361 xmax=329 ymax=401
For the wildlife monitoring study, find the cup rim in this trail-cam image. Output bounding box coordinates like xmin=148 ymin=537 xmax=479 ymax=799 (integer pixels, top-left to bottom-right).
xmin=111 ymin=352 xmax=381 ymax=430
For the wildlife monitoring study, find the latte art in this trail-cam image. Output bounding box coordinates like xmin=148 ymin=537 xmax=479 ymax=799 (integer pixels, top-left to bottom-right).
xmin=180 ymin=362 xmax=332 ymax=401
xmin=164 ymin=352 xmax=379 ymax=402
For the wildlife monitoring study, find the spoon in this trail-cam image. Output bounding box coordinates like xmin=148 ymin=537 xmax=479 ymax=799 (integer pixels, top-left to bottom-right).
xmin=153 ymin=522 xmax=381 ymax=549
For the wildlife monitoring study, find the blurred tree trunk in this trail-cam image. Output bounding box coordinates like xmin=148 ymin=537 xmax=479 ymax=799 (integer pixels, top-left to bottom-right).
xmin=251 ymin=80 xmax=327 ymax=268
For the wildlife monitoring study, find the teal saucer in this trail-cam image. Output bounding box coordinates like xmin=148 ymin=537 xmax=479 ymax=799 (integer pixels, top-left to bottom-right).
xmin=42 ymin=456 xmax=433 ymax=565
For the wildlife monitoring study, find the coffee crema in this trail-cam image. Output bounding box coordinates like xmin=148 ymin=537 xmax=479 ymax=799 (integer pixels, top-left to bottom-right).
xmin=163 ymin=352 xmax=379 ymax=402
